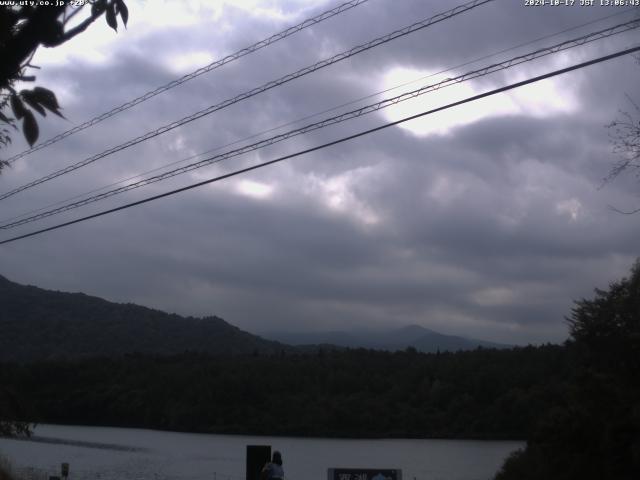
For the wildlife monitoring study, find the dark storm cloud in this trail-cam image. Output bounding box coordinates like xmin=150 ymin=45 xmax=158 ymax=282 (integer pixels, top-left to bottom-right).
xmin=1 ymin=0 xmax=639 ymax=345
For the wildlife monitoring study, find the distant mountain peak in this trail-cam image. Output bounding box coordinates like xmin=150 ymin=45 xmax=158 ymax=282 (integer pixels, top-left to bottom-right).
xmin=399 ymin=324 xmax=431 ymax=332
xmin=262 ymin=324 xmax=511 ymax=353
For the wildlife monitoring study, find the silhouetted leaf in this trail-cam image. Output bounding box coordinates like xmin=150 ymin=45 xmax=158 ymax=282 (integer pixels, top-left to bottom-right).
xmin=91 ymin=0 xmax=106 ymax=17
xmin=21 ymin=91 xmax=46 ymax=117
xmin=10 ymin=95 xmax=26 ymax=120
xmin=31 ymin=87 xmax=64 ymax=118
xmin=40 ymin=20 xmax=64 ymax=47
xmin=31 ymin=87 xmax=59 ymax=109
xmin=22 ymin=110 xmax=39 ymax=146
xmin=115 ymin=0 xmax=129 ymax=27
xmin=106 ymin=3 xmax=117 ymax=31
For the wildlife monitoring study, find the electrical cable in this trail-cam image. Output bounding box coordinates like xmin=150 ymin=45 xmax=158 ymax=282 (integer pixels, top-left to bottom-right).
xmin=4 ymin=6 xmax=633 ymax=226
xmin=1 ymin=44 xmax=638 ymax=246
xmin=5 ymin=0 xmax=374 ymax=163
xmin=0 ymin=0 xmax=494 ymax=201
xmin=2 ymin=17 xmax=638 ymax=230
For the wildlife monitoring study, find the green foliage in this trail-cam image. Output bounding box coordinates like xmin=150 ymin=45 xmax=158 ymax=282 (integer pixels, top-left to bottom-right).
xmin=0 ymin=275 xmax=288 ymax=361
xmin=10 ymin=85 xmax=65 ymax=147
xmin=0 ymin=2 xmax=128 ymax=156
xmin=568 ymin=259 xmax=640 ymax=379
xmin=0 ymin=456 xmax=15 ymax=480
xmin=0 ymin=386 xmax=34 ymax=438
xmin=496 ymin=260 xmax=640 ymax=480
xmin=0 ymin=345 xmax=569 ymax=440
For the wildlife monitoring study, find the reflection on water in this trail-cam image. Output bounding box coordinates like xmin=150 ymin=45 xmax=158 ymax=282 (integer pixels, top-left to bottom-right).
xmin=0 ymin=424 xmax=521 ymax=480
xmin=6 ymin=435 xmax=146 ymax=452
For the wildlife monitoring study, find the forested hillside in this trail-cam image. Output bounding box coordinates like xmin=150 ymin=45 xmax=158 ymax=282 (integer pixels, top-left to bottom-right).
xmin=0 ymin=275 xmax=288 ymax=361
xmin=2 ymin=261 xmax=637 ymax=479
xmin=1 ymin=345 xmax=569 ymax=439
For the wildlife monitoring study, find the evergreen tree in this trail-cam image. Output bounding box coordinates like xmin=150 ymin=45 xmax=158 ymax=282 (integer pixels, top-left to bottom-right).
xmin=496 ymin=260 xmax=640 ymax=480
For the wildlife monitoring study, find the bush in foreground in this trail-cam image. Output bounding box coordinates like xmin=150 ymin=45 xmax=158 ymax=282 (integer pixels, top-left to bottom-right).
xmin=495 ymin=260 xmax=640 ymax=480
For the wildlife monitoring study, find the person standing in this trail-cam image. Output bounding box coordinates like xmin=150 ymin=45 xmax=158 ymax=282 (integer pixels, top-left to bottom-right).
xmin=260 ymin=451 xmax=284 ymax=480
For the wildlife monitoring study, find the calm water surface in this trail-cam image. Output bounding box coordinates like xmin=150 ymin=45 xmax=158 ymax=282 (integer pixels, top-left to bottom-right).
xmin=0 ymin=424 xmax=521 ymax=480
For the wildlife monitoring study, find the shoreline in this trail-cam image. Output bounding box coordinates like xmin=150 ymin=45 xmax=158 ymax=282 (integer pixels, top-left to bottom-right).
xmin=3 ymin=422 xmax=526 ymax=443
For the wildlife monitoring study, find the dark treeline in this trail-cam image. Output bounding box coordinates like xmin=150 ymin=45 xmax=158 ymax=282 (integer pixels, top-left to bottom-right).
xmin=2 ymin=264 xmax=638 ymax=479
xmin=1 ymin=344 xmax=570 ymax=439
xmin=495 ymin=261 xmax=640 ymax=480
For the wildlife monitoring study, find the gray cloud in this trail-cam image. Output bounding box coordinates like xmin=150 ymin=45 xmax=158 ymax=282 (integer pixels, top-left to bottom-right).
xmin=1 ymin=0 xmax=639 ymax=345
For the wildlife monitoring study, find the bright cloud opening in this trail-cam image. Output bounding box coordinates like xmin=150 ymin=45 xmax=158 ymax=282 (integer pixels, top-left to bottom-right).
xmin=380 ymin=67 xmax=578 ymax=137
xmin=555 ymin=198 xmax=583 ymax=222
xmin=166 ymin=52 xmax=216 ymax=75
xmin=304 ymin=169 xmax=380 ymax=226
xmin=236 ymin=179 xmax=274 ymax=199
xmin=471 ymin=287 xmax=517 ymax=307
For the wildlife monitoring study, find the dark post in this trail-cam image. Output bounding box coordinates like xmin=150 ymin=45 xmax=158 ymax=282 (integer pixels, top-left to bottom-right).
xmin=246 ymin=445 xmax=271 ymax=480
xmin=61 ymin=463 xmax=69 ymax=480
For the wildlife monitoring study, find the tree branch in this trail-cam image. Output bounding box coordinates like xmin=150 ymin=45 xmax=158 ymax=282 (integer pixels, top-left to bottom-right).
xmin=0 ymin=6 xmax=65 ymax=87
xmin=46 ymin=6 xmax=105 ymax=47
xmin=62 ymin=5 xmax=86 ymax=26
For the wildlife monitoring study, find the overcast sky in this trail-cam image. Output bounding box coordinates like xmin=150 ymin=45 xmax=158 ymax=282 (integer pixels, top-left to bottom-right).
xmin=1 ymin=0 xmax=639 ymax=344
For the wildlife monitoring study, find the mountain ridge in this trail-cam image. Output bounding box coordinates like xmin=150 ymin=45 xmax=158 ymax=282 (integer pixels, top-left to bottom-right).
xmin=261 ymin=324 xmax=511 ymax=353
xmin=0 ymin=275 xmax=509 ymax=362
xmin=0 ymin=275 xmax=289 ymax=362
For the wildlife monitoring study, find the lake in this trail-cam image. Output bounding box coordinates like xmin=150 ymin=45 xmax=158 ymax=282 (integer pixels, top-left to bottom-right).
xmin=0 ymin=424 xmax=522 ymax=480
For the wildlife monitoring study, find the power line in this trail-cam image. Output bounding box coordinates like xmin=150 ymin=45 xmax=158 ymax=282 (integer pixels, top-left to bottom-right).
xmin=0 ymin=0 xmax=494 ymax=202
xmin=5 ymin=7 xmax=633 ymax=227
xmin=5 ymin=0 xmax=374 ymax=164
xmin=1 ymin=44 xmax=638 ymax=246
xmin=2 ymin=17 xmax=638 ymax=230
